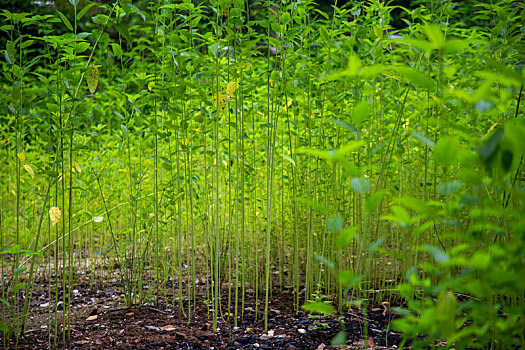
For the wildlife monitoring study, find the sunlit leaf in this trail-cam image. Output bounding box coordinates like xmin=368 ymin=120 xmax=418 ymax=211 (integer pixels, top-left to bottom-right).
xmin=49 ymin=207 xmax=61 ymax=227
xmin=302 ymin=302 xmax=334 ymax=315
xmin=72 ymin=161 xmax=82 ymax=173
xmin=17 ymin=152 xmax=25 ymax=163
xmin=226 ymin=81 xmax=237 ymax=100
xmin=23 ymin=164 xmax=34 ymax=179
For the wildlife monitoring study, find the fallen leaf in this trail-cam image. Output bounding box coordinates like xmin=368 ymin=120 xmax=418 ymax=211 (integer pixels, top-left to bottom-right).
xmin=86 ymin=315 xmax=98 ymax=321
xmin=158 ymin=325 xmax=177 ymax=331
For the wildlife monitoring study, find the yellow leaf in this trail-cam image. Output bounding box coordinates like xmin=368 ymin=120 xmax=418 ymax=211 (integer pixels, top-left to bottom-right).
xmin=0 ymin=138 xmax=10 ymax=144
xmin=86 ymin=65 xmax=99 ymax=94
xmin=226 ymin=81 xmax=237 ymax=101
xmin=148 ymin=81 xmax=155 ymax=92
xmin=23 ymin=164 xmax=35 ymax=179
xmin=73 ymin=161 xmax=81 ymax=173
xmin=49 ymin=207 xmax=61 ymax=227
xmin=487 ymin=122 xmax=499 ymax=134
xmin=213 ymin=92 xmax=226 ymax=113
xmin=181 ymin=137 xmax=189 ymax=147
xmin=17 ymin=152 xmax=25 ymax=163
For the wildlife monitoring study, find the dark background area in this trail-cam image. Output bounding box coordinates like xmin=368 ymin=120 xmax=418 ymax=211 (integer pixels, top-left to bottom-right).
xmin=1 ymin=0 xmax=482 ymax=30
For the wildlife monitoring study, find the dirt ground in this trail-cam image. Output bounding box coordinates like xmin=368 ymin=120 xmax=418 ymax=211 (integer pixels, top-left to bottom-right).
xmin=6 ymin=276 xmax=403 ymax=350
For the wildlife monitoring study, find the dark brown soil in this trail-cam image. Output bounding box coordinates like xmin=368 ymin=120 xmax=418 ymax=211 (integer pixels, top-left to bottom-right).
xmin=7 ymin=279 xmax=403 ymax=350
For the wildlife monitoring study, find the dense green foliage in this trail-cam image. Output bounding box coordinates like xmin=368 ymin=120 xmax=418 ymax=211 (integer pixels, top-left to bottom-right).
xmin=1 ymin=0 xmax=524 ymax=348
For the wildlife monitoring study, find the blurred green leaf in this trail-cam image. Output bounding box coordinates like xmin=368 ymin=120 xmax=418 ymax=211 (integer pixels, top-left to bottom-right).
xmin=303 ymin=302 xmax=334 ymax=315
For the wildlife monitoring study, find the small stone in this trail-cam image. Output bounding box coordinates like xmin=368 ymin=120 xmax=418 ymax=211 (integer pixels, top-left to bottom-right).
xmin=297 ymin=328 xmax=306 ymax=334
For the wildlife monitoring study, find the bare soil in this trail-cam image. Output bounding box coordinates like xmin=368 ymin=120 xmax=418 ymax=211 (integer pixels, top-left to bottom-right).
xmin=6 ymin=278 xmax=403 ymax=350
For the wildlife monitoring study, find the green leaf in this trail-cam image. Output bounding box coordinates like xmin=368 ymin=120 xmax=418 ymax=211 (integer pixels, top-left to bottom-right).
xmin=346 ymin=55 xmax=362 ymax=76
xmin=69 ymin=0 xmax=80 ymax=6
xmin=335 ymin=226 xmax=357 ymax=249
xmin=111 ymin=43 xmax=124 ymax=58
xmin=86 ymin=65 xmax=99 ymax=94
xmin=331 ymin=119 xmax=358 ymax=138
xmin=423 ymin=245 xmax=449 ymax=263
xmin=11 ymin=282 xmax=26 ymax=293
xmin=336 ymin=270 xmax=361 ymax=288
xmin=365 ymin=190 xmax=386 ymax=212
xmin=128 ymin=3 xmax=146 ymax=21
xmin=73 ymin=41 xmax=90 ymax=53
xmin=350 ymin=177 xmax=371 ymax=194
xmin=352 ymin=101 xmax=369 ymax=124
xmin=56 ymin=10 xmax=73 ymax=32
xmin=436 ymin=290 xmax=457 ymax=339
xmin=120 ymin=124 xmax=129 ymax=139
xmin=443 ymin=39 xmax=470 ymax=54
xmin=434 ymin=136 xmax=460 ymax=168
xmin=302 ymin=302 xmax=334 ymax=315
xmin=411 ymin=131 xmax=435 ymax=148
xmin=326 ymin=215 xmax=343 ymax=233
xmin=77 ymin=3 xmax=97 ymax=21
xmin=315 ymin=255 xmax=335 ymax=270
xmin=0 ymin=321 xmax=8 ymax=334
xmin=280 ymin=12 xmax=291 ymax=25
xmin=331 ymin=331 xmax=346 ymax=346
xmin=424 ymin=24 xmax=445 ymax=50
xmin=319 ymin=27 xmax=330 ymax=42
xmin=280 ymin=153 xmax=295 ymax=167
xmin=437 ymin=180 xmax=462 ymax=196
xmin=208 ymin=41 xmax=220 ymax=57
xmin=0 ymin=298 xmax=10 ymax=308
xmin=296 ymin=197 xmax=328 ymax=214
xmin=368 ymin=236 xmax=386 ymax=254
xmin=13 ymin=267 xmax=27 ymax=275
xmin=480 ymin=127 xmax=504 ymax=169
xmin=394 ymin=66 xmax=436 ymax=90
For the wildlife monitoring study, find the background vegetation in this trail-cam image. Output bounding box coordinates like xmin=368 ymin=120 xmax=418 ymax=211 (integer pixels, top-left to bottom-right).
xmin=1 ymin=0 xmax=524 ymax=348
